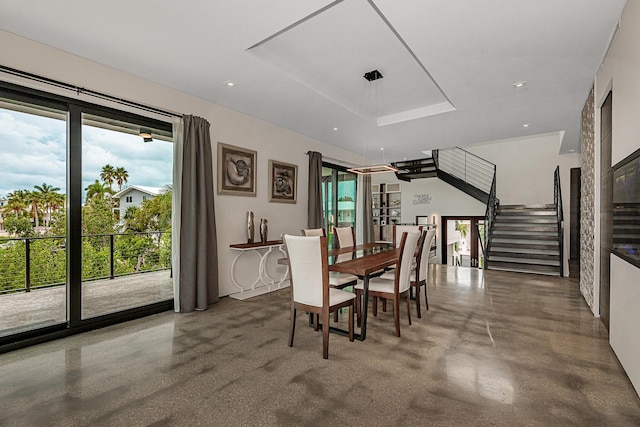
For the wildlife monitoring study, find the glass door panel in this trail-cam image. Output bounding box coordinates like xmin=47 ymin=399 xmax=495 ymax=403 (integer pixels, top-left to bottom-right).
xmin=322 ymin=164 xmax=356 ymax=248
xmin=81 ymin=114 xmax=173 ymax=319
xmin=0 ymin=99 xmax=67 ymax=336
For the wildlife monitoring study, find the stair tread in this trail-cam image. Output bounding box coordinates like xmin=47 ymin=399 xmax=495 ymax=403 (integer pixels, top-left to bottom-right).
xmin=487 ymin=262 xmax=560 ymax=276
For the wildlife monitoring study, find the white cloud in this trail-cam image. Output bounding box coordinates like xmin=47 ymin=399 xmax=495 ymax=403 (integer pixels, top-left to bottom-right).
xmin=0 ymin=109 xmax=172 ymax=198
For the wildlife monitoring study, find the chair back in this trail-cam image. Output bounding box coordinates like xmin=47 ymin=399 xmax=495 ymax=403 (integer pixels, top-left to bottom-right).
xmin=416 ymin=228 xmax=436 ymax=281
xmin=393 ymin=225 xmax=422 ymax=248
xmin=334 ymin=226 xmax=355 ymax=248
xmin=396 ymin=231 xmax=420 ymax=293
xmin=302 ymin=228 xmax=325 ymax=236
xmin=283 ymin=235 xmax=328 ymax=308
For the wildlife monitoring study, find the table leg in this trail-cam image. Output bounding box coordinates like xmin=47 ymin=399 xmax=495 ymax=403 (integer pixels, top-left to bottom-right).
xmin=357 ymin=275 xmax=369 ymax=341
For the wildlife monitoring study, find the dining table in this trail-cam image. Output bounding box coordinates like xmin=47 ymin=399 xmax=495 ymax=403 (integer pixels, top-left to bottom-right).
xmin=326 ymin=242 xmax=400 ymax=341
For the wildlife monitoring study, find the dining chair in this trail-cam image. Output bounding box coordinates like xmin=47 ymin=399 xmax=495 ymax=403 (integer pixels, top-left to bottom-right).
xmin=303 ymin=228 xmax=359 ymax=321
xmin=333 ymin=226 xmax=356 ymax=248
xmin=284 ymin=234 xmax=355 ymax=359
xmin=392 ymin=225 xmax=423 ymax=248
xmin=355 ymin=231 xmax=420 ymax=337
xmin=381 ymin=228 xmax=437 ymax=318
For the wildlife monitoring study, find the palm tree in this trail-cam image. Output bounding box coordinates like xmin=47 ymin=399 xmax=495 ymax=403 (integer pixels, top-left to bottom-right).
xmin=114 ymin=167 xmax=129 ymax=191
xmin=4 ymin=190 xmax=29 ymax=218
xmin=85 ymin=180 xmax=110 ymax=201
xmin=34 ymin=183 xmax=61 ymax=227
xmin=27 ymin=190 xmax=41 ymax=228
xmin=100 ymin=164 xmax=116 ymax=192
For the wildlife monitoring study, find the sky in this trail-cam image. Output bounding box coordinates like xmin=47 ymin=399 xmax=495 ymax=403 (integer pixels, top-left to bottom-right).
xmin=0 ymin=108 xmax=173 ymax=200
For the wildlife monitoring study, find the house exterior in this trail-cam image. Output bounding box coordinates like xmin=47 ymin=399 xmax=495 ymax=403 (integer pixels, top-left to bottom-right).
xmin=112 ymin=186 xmax=166 ymax=220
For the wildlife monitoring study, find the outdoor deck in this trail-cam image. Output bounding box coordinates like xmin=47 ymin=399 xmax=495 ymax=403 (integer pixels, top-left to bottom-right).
xmin=0 ymin=270 xmax=173 ymax=335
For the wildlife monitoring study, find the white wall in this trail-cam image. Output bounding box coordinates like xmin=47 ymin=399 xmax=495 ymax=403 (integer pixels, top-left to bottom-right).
xmin=0 ymin=30 xmax=364 ymax=298
xmin=464 ymin=132 xmax=580 ymax=206
xmin=595 ymin=1 xmax=640 ymax=397
xmin=372 ymin=174 xmax=485 ymax=263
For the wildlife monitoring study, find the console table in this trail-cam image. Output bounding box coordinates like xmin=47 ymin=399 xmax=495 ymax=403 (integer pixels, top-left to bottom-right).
xmin=228 ymin=240 xmax=289 ymax=300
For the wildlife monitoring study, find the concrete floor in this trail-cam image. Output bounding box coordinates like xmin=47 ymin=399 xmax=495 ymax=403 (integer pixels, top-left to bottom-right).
xmin=0 ymin=265 xmax=638 ymax=426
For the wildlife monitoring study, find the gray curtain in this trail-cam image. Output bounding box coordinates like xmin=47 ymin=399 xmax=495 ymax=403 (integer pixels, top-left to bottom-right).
xmin=178 ymin=115 xmax=219 ymax=312
xmin=361 ymin=174 xmax=375 ymax=243
xmin=308 ymin=151 xmax=323 ymax=229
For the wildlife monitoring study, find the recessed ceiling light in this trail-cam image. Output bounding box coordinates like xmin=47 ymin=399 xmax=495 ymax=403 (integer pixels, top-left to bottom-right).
xmin=380 ymin=147 xmax=385 ymax=151
xmin=223 ymin=80 xmax=235 ymax=87
xmin=332 ymin=127 xmax=338 ymax=131
xmin=521 ymin=123 xmax=530 ymax=128
xmin=513 ymin=81 xmax=527 ymax=89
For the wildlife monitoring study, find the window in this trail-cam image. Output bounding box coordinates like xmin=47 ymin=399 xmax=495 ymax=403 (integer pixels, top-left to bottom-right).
xmin=126 ymin=196 xmax=133 ymax=203
xmin=322 ymin=163 xmax=357 ymax=247
xmin=0 ymin=81 xmax=174 ymax=349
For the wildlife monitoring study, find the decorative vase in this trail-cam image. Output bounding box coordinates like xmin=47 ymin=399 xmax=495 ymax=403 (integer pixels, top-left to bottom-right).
xmin=260 ymin=218 xmax=268 ymax=243
xmin=247 ymin=211 xmax=255 ymax=243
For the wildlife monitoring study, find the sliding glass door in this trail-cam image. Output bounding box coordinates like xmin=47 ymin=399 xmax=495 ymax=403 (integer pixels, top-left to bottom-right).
xmin=322 ymin=163 xmax=357 ymax=247
xmin=80 ymin=113 xmax=173 ymax=319
xmin=0 ymin=82 xmax=174 ymax=348
xmin=0 ymin=97 xmax=68 ymax=337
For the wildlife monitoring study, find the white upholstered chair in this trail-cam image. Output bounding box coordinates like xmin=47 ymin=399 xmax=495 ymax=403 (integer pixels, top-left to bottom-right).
xmin=303 ymin=228 xmax=359 ymax=321
xmin=382 ymin=228 xmax=436 ymax=318
xmin=393 ymin=225 xmax=423 ymax=248
xmin=355 ymin=231 xmax=420 ymax=337
xmin=284 ymin=234 xmax=355 ymax=359
xmin=333 ymin=226 xmax=356 ymax=248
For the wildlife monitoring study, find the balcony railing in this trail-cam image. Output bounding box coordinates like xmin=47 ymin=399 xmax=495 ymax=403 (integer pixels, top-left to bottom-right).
xmin=0 ymin=231 xmax=171 ymax=295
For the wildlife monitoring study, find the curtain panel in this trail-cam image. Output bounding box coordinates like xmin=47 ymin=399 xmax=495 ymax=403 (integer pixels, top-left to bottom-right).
xmin=359 ymin=174 xmax=375 ymax=243
xmin=177 ymin=115 xmax=219 ymax=312
xmin=308 ymin=151 xmax=323 ymax=229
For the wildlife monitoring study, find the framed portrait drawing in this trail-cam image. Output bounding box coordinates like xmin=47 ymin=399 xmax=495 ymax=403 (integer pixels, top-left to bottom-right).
xmin=217 ymin=142 xmax=256 ymax=196
xmin=268 ymin=160 xmax=297 ymax=203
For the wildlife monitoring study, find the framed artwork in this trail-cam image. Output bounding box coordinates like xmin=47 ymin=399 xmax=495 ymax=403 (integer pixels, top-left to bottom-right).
xmin=268 ymin=160 xmax=297 ymax=203
xmin=217 ymin=142 xmax=256 ymax=196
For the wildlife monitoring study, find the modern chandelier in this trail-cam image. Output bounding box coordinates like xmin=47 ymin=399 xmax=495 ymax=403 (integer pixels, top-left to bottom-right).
xmin=347 ymin=69 xmax=399 ymax=175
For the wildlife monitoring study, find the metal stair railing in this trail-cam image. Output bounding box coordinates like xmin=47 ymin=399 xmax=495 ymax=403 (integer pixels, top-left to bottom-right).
xmin=435 ymin=147 xmax=495 ymax=194
xmin=554 ymin=166 xmax=564 ymax=276
xmin=433 ymin=147 xmax=498 ymax=269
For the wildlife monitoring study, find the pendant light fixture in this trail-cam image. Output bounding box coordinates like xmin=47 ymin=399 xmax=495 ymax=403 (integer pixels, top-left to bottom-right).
xmin=347 ymin=69 xmax=398 ymax=175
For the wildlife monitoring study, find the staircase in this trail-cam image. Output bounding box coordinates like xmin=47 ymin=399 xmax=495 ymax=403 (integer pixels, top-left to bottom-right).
xmin=393 ymin=148 xmax=565 ymax=277
xmin=487 ymin=204 xmax=561 ymax=276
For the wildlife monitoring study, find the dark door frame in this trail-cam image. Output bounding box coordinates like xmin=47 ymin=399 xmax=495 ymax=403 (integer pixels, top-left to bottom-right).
xmin=441 ymin=216 xmax=485 ymax=268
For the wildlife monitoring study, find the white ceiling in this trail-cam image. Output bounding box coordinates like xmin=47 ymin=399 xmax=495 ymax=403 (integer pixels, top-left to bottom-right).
xmin=0 ymin=0 xmax=627 ymax=163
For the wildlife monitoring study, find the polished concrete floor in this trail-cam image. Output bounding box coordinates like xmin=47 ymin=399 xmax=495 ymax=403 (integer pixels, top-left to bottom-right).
xmin=0 ymin=265 xmax=639 ymax=426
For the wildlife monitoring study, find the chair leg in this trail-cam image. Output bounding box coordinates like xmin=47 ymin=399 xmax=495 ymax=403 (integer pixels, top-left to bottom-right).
xmin=314 ymin=314 xmax=320 ymax=331
xmin=406 ymin=294 xmax=412 ymax=326
xmin=348 ymin=304 xmax=354 ymax=342
xmin=334 ymin=310 xmax=339 ymax=323
xmin=289 ymin=307 xmax=297 ymax=347
xmin=373 ymin=297 xmax=378 ymax=317
xmin=382 ymin=298 xmax=387 ymax=312
xmin=322 ymin=314 xmax=330 ymax=359
xmin=414 ymin=285 xmax=422 ymax=319
xmin=393 ymin=298 xmax=401 ymax=337
xmin=424 ymin=283 xmax=429 ymax=311
xmin=355 ymin=289 xmax=362 ymax=327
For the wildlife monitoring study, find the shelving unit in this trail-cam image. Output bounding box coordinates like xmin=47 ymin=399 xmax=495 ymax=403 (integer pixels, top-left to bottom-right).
xmin=372 ymin=183 xmax=401 ymax=242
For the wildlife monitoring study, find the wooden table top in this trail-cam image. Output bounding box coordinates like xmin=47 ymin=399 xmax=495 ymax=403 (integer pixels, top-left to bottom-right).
xmin=328 ymin=243 xmax=399 ymax=277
